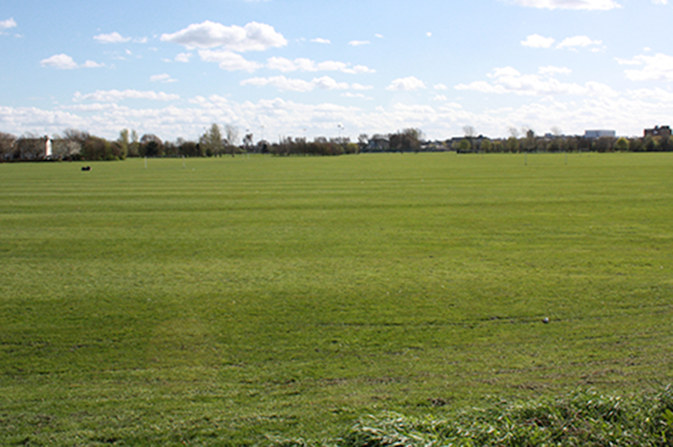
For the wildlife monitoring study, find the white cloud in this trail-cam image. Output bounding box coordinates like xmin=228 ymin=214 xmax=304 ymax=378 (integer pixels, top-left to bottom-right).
xmin=0 ymin=17 xmax=17 ymax=30
xmin=74 ymin=89 xmax=180 ymax=102
xmin=434 ymin=83 xmax=449 ymax=90
xmin=375 ymin=33 xmax=384 ymax=39
xmin=538 ymin=65 xmax=572 ymax=75
xmin=652 ymin=0 xmax=668 ymax=4
xmin=556 ymin=35 xmax=603 ymax=50
xmin=455 ymin=66 xmax=615 ymax=97
xmin=313 ymin=76 xmax=350 ymax=90
xmin=621 ymin=53 xmax=673 ymax=81
xmin=41 ymin=54 xmax=104 ymax=70
xmin=511 ymin=0 xmax=622 ymax=10
xmin=160 ymin=20 xmax=287 ymax=51
xmin=521 ymin=34 xmax=555 ymax=48
xmin=311 ymin=37 xmax=331 ymax=44
xmin=198 ymin=49 xmax=262 ymax=72
xmin=351 ymin=83 xmax=374 ymax=91
xmin=240 ymin=75 xmax=362 ymax=92
xmin=266 ymin=57 xmax=375 ymax=74
xmin=175 ymin=52 xmax=192 ymax=63
xmin=342 ymin=92 xmax=372 ymax=100
xmin=94 ymin=32 xmax=131 ymax=44
xmin=82 ymin=60 xmax=105 ymax=69
xmin=150 ymin=73 xmax=177 ymax=83
xmin=40 ymin=54 xmax=78 ymax=70
xmin=348 ymin=40 xmax=370 ymax=47
xmin=386 ymin=76 xmax=427 ymax=91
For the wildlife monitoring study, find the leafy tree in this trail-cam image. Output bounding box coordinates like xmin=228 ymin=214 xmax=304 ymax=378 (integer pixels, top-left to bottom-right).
xmin=593 ymin=136 xmax=615 ymax=153
xmin=506 ymin=136 xmax=519 ymax=153
xmin=643 ymin=136 xmax=660 ymax=152
xmin=199 ymin=124 xmax=224 ymax=157
xmin=389 ymin=128 xmax=422 ymax=152
xmin=129 ymin=130 xmax=140 ymax=157
xmin=456 ymin=138 xmax=472 ymax=153
xmin=140 ymin=134 xmax=163 ymax=157
xmin=117 ymin=129 xmax=129 ymax=160
xmin=614 ymin=137 xmax=630 ymax=152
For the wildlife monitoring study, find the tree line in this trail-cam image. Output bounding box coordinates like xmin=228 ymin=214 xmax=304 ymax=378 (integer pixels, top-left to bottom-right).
xmin=1 ymin=124 xmax=672 ymax=162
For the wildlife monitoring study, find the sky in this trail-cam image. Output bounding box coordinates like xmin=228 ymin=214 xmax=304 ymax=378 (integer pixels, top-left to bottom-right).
xmin=1 ymin=0 xmax=672 ymax=142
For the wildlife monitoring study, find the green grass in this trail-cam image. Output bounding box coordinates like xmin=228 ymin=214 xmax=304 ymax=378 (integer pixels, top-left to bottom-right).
xmin=1 ymin=153 xmax=672 ymax=445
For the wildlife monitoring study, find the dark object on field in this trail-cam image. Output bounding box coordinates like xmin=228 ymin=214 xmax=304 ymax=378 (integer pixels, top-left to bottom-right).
xmin=542 ymin=317 xmax=550 ymax=324
xmin=81 ymin=166 xmax=91 ymax=171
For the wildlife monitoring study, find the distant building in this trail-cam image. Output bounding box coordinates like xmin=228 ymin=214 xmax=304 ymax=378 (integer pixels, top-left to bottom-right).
xmin=584 ymin=130 xmax=616 ymax=139
xmin=365 ymin=135 xmax=390 ymax=152
xmin=644 ymin=125 xmax=671 ymax=138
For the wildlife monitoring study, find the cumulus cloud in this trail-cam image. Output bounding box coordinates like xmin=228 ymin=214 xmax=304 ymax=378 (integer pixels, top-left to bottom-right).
xmin=348 ymin=40 xmax=370 ymax=47
xmin=74 ymin=89 xmax=180 ymax=102
xmin=0 ymin=17 xmax=17 ymax=30
xmin=40 ymin=54 xmax=78 ymax=70
xmin=521 ymin=34 xmax=555 ymax=48
xmin=620 ymin=53 xmax=673 ymax=81
xmin=455 ymin=66 xmax=615 ymax=97
xmin=386 ymin=76 xmax=427 ymax=91
xmin=538 ymin=65 xmax=572 ymax=75
xmin=150 ymin=73 xmax=177 ymax=83
xmin=556 ymin=35 xmax=603 ymax=51
xmin=198 ymin=49 xmax=262 ymax=72
xmin=652 ymin=0 xmax=668 ymax=4
xmin=266 ymin=57 xmax=375 ymax=74
xmin=41 ymin=54 xmax=103 ymax=69
xmin=82 ymin=60 xmax=105 ymax=69
xmin=311 ymin=37 xmax=331 ymax=44
xmin=241 ymin=75 xmax=363 ymax=92
xmin=174 ymin=52 xmax=192 ymax=63
xmin=160 ymin=20 xmax=287 ymax=51
xmin=511 ymin=0 xmax=622 ymax=10
xmin=94 ymin=32 xmax=131 ymax=44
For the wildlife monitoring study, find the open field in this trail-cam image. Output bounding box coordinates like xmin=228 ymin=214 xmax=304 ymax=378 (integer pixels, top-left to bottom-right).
xmin=1 ymin=153 xmax=673 ymax=445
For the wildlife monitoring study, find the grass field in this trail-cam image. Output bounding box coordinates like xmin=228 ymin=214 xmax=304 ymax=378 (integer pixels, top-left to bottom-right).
xmin=1 ymin=153 xmax=673 ymax=445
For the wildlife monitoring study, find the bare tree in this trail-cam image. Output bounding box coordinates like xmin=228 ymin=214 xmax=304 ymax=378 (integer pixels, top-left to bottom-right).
xmin=0 ymin=132 xmax=17 ymax=161
xmin=463 ymin=125 xmax=476 ymax=139
xmin=224 ymin=124 xmax=239 ymax=156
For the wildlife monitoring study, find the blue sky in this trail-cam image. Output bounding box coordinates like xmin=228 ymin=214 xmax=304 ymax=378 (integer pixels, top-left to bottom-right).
xmin=1 ymin=0 xmax=672 ymax=142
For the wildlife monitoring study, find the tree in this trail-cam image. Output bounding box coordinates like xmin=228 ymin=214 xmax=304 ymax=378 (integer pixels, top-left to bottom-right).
xmin=506 ymin=136 xmax=520 ymax=153
xmin=243 ymin=133 xmax=254 ymax=152
xmin=140 ymin=134 xmax=163 ymax=157
xmin=199 ymin=123 xmax=224 ymax=157
xmin=614 ymin=137 xmax=630 ymax=152
xmin=389 ymin=128 xmax=422 ymax=152
xmin=129 ymin=130 xmax=140 ymax=157
xmin=0 ymin=132 xmax=17 ymax=161
xmin=456 ymin=138 xmax=472 ymax=153
xmin=644 ymin=136 xmax=660 ymax=152
xmin=224 ymin=124 xmax=239 ymax=156
xmin=117 ymin=129 xmax=129 ymax=160
xmin=463 ymin=125 xmax=476 ymax=139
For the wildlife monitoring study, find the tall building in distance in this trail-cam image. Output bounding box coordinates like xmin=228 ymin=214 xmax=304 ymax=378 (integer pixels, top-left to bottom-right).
xmin=584 ymin=130 xmax=616 ymax=139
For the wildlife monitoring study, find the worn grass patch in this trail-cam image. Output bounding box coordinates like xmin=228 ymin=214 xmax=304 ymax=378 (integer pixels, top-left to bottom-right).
xmin=1 ymin=153 xmax=673 ymax=445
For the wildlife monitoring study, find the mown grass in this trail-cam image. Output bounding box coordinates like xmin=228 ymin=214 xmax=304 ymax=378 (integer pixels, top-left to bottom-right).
xmin=1 ymin=153 xmax=672 ymax=445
